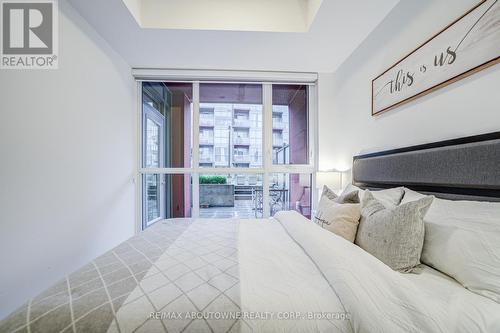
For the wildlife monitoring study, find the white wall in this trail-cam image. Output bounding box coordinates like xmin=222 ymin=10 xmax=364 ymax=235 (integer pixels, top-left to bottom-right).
xmin=0 ymin=1 xmax=136 ymax=319
xmin=318 ymin=0 xmax=500 ymax=175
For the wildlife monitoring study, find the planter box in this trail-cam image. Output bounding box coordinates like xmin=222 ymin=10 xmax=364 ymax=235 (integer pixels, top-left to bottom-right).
xmin=199 ymin=184 xmax=234 ymax=207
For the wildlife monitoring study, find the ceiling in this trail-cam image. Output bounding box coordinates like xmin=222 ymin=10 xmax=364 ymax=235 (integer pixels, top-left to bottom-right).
xmin=67 ymin=0 xmax=399 ymax=73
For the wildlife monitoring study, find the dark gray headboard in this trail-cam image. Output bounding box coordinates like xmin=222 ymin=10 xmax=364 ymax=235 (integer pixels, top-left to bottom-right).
xmin=352 ymin=132 xmax=500 ymax=202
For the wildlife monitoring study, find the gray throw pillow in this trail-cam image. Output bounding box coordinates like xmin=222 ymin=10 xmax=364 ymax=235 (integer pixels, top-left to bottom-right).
xmin=321 ymin=185 xmax=338 ymax=201
xmin=321 ymin=185 xmax=360 ymax=204
xmin=342 ymin=184 xmax=404 ymax=208
xmin=355 ymin=190 xmax=434 ymax=273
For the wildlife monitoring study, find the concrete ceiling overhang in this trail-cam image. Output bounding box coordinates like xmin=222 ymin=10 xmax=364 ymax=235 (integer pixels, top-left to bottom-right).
xmin=123 ymin=0 xmax=324 ymax=32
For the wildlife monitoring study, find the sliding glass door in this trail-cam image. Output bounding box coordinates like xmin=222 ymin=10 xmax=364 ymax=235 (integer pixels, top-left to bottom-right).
xmin=139 ymin=78 xmax=316 ymax=229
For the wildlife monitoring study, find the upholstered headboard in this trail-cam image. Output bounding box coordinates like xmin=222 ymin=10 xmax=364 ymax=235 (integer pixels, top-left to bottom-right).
xmin=352 ymin=132 xmax=500 ymax=202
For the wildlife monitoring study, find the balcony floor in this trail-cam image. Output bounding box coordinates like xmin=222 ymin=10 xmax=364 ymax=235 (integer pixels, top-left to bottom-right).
xmin=199 ymin=199 xmax=258 ymax=219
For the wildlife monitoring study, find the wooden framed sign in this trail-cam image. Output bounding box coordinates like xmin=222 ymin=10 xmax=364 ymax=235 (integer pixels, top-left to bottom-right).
xmin=372 ymin=0 xmax=500 ymax=116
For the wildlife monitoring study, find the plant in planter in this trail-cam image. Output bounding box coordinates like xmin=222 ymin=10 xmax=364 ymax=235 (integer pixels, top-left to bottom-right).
xmin=199 ymin=175 xmax=227 ymax=184
xmin=199 ymin=176 xmax=234 ymax=207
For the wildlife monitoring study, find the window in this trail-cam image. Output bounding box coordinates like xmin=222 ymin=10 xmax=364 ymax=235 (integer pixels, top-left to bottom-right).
xmin=272 ymin=85 xmax=308 ymax=165
xmin=139 ymin=78 xmax=315 ymax=229
xmin=199 ymin=83 xmax=263 ymax=169
xmin=215 ymin=147 xmax=228 ymax=164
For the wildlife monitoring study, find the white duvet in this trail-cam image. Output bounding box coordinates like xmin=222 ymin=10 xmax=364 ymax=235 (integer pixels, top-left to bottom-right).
xmin=4 ymin=212 xmax=499 ymax=333
xmin=246 ymin=211 xmax=500 ymax=333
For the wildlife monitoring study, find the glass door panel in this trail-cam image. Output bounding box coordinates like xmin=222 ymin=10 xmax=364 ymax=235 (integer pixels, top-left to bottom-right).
xmin=145 ymin=116 xmax=160 ymax=168
xmin=268 ymin=173 xmax=311 ymax=218
xmin=272 ymin=85 xmax=309 ymax=165
xmin=145 ymin=174 xmax=161 ymax=222
xmin=142 ymin=89 xmax=166 ymax=227
xmin=199 ymin=173 xmax=263 ymax=219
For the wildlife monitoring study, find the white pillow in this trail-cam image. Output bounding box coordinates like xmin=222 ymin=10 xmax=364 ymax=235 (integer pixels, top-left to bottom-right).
xmin=343 ymin=184 xmax=404 ymax=208
xmin=402 ymin=188 xmax=500 ymax=303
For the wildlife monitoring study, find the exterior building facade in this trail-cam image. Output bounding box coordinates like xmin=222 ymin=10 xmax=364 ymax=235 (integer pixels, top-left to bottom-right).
xmin=199 ymin=103 xmax=290 ymax=185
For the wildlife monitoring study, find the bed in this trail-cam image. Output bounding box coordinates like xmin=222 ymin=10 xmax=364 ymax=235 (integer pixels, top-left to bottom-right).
xmin=1 ymin=132 xmax=500 ymax=333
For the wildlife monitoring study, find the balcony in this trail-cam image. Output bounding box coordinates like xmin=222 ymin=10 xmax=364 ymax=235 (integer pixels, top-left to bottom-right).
xmin=233 ymin=155 xmax=250 ymax=163
xmin=273 ymin=140 xmax=284 ymax=147
xmin=199 ymin=117 xmax=214 ymax=127
xmin=215 ymin=160 xmax=229 ymax=166
xmin=233 ymin=137 xmax=250 ymax=146
xmin=272 ymin=121 xmax=284 ymax=130
xmin=233 ymin=118 xmax=251 ymax=128
xmin=199 ymin=155 xmax=214 ymax=163
xmin=199 ymin=136 xmax=214 ymax=145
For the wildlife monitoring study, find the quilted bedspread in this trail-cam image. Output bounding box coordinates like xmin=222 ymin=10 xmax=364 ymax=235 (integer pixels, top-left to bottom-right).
xmin=1 ymin=212 xmax=499 ymax=333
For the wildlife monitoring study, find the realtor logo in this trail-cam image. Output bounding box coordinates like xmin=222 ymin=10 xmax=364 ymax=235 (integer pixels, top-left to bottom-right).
xmin=1 ymin=0 xmax=58 ymax=69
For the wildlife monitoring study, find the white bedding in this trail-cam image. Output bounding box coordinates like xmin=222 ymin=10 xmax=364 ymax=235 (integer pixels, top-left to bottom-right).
xmin=403 ymin=265 xmax=500 ymax=332
xmin=2 ymin=212 xmax=499 ymax=333
xmin=274 ymin=211 xmax=500 ymax=333
xmin=238 ymin=219 xmax=352 ymax=332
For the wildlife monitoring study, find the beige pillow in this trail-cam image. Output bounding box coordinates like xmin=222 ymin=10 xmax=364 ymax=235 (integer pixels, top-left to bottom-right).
xmin=315 ymin=196 xmax=361 ymax=242
xmin=355 ymin=190 xmax=434 ymax=272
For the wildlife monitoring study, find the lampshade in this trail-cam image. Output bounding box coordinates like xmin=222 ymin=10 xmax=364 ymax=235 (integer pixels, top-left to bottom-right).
xmin=316 ymin=171 xmax=342 ymax=191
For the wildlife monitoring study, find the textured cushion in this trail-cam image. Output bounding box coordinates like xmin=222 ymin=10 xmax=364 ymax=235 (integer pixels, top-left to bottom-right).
xmin=314 ymin=199 xmax=361 ymax=242
xmin=402 ymin=188 xmax=500 ymax=303
xmin=322 ymin=185 xmax=359 ymax=204
xmin=355 ymin=191 xmax=434 ymax=272
xmin=343 ymin=184 xmax=404 ymax=208
xmin=342 ymin=184 xmax=362 ymax=197
xmin=321 ymin=184 xmax=338 ymax=200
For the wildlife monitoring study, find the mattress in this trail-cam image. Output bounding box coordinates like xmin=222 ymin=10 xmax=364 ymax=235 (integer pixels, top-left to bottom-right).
xmin=1 ymin=212 xmax=499 ymax=333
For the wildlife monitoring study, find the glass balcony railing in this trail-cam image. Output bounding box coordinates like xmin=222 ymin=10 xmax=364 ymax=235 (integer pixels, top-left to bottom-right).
xmin=233 ymin=118 xmax=251 ymax=128
xmin=199 ymin=155 xmax=214 ymax=163
xmin=199 ymin=136 xmax=214 ymax=145
xmin=199 ymin=117 xmax=215 ymax=127
xmin=233 ymin=155 xmax=250 ymax=163
xmin=233 ymin=137 xmax=250 ymax=145
xmin=272 ymin=121 xmax=284 ymax=130
xmin=273 ymin=139 xmax=284 ymax=147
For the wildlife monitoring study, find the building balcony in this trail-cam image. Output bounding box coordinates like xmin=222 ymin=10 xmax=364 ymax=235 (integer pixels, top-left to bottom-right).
xmin=199 ymin=136 xmax=214 ymax=145
xmin=273 ymin=140 xmax=284 ymax=147
xmin=233 ymin=137 xmax=250 ymax=145
xmin=215 ymin=160 xmax=229 ymax=166
xmin=199 ymin=156 xmax=214 ymax=163
xmin=272 ymin=121 xmax=284 ymax=130
xmin=233 ymin=155 xmax=250 ymax=163
xmin=233 ymin=119 xmax=251 ymax=128
xmin=199 ymin=117 xmax=214 ymax=127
